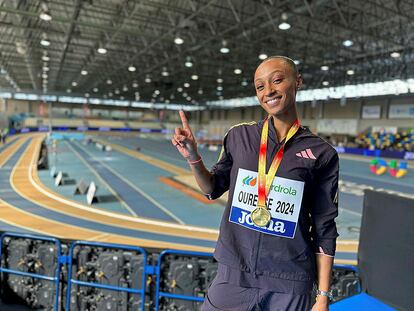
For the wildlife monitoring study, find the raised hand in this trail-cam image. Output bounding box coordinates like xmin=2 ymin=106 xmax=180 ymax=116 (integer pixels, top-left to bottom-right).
xmin=172 ymin=110 xmax=199 ymax=160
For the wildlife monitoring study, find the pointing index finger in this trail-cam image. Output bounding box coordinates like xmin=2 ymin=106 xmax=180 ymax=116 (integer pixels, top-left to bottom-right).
xmin=179 ymin=110 xmax=189 ymax=129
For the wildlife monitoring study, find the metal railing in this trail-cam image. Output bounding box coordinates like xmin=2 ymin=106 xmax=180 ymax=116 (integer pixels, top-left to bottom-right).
xmin=65 ymin=241 xmax=147 ymax=311
xmin=154 ymin=249 xmax=213 ymax=311
xmin=0 ymin=232 xmax=63 ymax=310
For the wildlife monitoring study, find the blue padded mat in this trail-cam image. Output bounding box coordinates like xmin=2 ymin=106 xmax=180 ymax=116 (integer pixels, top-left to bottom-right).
xmin=331 ymin=293 xmax=396 ymax=310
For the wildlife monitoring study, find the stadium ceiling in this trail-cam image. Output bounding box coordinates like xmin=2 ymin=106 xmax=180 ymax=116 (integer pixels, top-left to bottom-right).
xmin=0 ymin=0 xmax=413 ymax=106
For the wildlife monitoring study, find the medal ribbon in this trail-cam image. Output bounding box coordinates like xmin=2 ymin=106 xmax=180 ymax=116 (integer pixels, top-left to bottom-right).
xmin=257 ymin=117 xmax=300 ymax=208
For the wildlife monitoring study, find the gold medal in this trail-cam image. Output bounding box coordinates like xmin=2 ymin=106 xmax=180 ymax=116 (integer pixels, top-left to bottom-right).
xmin=251 ymin=206 xmax=271 ymax=227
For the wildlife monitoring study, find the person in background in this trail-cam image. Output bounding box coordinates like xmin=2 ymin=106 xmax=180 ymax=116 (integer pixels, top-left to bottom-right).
xmin=3 ymin=127 xmax=9 ymax=144
xmin=0 ymin=127 xmax=8 ymax=144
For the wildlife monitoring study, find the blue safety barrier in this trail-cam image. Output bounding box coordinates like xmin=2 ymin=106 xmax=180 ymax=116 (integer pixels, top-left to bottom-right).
xmin=154 ymin=249 xmax=213 ymax=311
xmin=0 ymin=232 xmax=63 ymax=311
xmin=0 ymin=232 xmax=362 ymax=310
xmin=65 ymin=241 xmax=147 ymax=311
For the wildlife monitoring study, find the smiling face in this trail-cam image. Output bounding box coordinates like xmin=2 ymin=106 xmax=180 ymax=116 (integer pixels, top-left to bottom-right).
xmin=254 ymin=58 xmax=302 ymax=118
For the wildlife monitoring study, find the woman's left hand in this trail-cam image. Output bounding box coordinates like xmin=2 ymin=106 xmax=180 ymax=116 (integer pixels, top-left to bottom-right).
xmin=311 ymin=298 xmax=329 ymax=311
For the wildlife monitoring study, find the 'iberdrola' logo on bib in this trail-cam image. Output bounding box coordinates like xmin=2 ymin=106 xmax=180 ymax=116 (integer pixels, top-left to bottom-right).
xmin=242 ymin=176 xmax=257 ymax=186
xmin=229 ymin=168 xmax=304 ymax=238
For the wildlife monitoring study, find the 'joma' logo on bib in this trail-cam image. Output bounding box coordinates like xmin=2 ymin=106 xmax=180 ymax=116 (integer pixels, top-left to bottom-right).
xmin=270 ymin=184 xmax=297 ymax=196
xmin=242 ymin=176 xmax=257 ymax=186
xmin=238 ymin=210 xmax=286 ymax=233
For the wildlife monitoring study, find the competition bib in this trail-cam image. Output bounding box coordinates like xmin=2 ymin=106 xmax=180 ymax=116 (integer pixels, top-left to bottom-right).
xmin=229 ymin=168 xmax=304 ymax=238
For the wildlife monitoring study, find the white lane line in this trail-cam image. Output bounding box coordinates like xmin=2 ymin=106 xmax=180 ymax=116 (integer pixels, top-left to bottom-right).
xmin=65 ymin=141 xmax=138 ymax=217
xmin=75 ymin=142 xmax=186 ymax=225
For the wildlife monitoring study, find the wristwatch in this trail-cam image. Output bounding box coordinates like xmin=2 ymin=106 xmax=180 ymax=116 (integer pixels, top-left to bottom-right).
xmin=315 ymin=289 xmax=333 ymax=301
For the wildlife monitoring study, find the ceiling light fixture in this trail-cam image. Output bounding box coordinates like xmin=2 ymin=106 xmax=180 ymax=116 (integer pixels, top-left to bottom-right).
xmin=321 ymin=65 xmax=329 ymax=71
xmin=40 ymin=38 xmax=50 ymax=47
xmin=16 ymin=42 xmax=28 ymax=55
xmin=161 ymin=67 xmax=169 ymax=76
xmin=278 ymin=13 xmax=291 ymax=30
xmin=346 ymin=69 xmax=355 ymax=75
xmin=184 ymin=82 xmax=190 ymax=88
xmin=39 ymin=2 xmax=52 ymax=21
xmin=174 ymin=36 xmax=184 ymax=45
xmin=81 ymin=70 xmax=88 ymax=75
xmin=343 ymin=40 xmax=353 ymax=47
xmin=278 ymin=22 xmax=291 ymax=30
xmin=106 ymin=79 xmax=112 ymax=85
xmin=241 ymin=79 xmax=248 ymax=86
xmin=198 ymin=88 xmax=203 ymax=95
xmin=132 ymin=81 xmax=139 ymax=88
xmin=322 ymin=81 xmax=329 ymax=86
xmin=42 ymin=55 xmax=50 ymax=62
xmin=39 ymin=10 xmax=52 ymax=21
xmin=128 ymin=65 xmax=136 ymax=72
xmin=97 ymin=47 xmax=107 ymax=54
xmin=234 ymin=68 xmax=242 ymax=74
xmin=258 ymin=53 xmax=268 ymax=60
xmin=72 ymin=81 xmax=78 ymax=87
xmin=177 ymin=87 xmax=183 ymax=92
xmin=390 ymin=51 xmax=401 ymax=58
xmin=217 ymin=78 xmax=223 ymax=83
xmin=294 ymin=59 xmax=300 ymax=65
xmin=220 ymin=40 xmax=230 ymax=54
xmin=184 ymin=56 xmax=193 ymax=68
xmin=145 ymin=74 xmax=152 ymax=83
xmin=191 ymin=74 xmax=199 ymax=80
xmin=93 ymin=88 xmax=98 ymax=92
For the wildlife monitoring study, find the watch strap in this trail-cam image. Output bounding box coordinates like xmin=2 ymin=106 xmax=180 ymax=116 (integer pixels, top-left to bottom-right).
xmin=316 ymin=289 xmax=333 ymax=301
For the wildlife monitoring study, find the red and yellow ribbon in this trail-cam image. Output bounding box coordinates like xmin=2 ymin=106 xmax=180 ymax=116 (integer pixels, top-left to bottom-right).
xmin=257 ymin=117 xmax=300 ymax=208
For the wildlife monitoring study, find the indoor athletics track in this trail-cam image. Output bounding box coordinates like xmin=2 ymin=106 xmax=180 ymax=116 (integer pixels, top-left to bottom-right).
xmin=2 ymin=133 xmax=413 ymax=265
